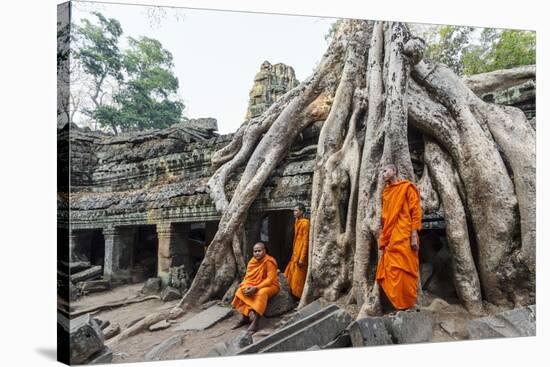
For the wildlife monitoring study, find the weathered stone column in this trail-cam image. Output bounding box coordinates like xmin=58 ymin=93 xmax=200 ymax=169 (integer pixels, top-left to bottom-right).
xmin=157 ymin=223 xmax=192 ymax=286
xmin=103 ymin=226 xmax=135 ymax=284
xmin=103 ymin=227 xmax=118 ymax=282
xmin=69 ymin=231 xmax=78 ymax=263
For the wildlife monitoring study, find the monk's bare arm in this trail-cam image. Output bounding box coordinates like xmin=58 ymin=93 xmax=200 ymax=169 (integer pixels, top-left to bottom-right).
xmin=408 ymin=186 xmax=423 ymax=251
xmin=298 ymin=221 xmax=309 ymax=267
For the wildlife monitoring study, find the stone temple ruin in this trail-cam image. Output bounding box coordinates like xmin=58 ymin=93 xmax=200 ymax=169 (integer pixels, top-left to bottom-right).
xmin=59 ymin=61 xmax=536 ymax=306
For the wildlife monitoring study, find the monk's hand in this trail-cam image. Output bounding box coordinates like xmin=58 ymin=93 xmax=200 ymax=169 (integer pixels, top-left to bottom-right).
xmin=243 ymin=286 xmax=252 ymax=296
xmin=248 ymin=286 xmax=258 ymax=295
xmin=411 ymin=230 xmax=419 ymax=251
xmin=298 ymin=260 xmax=304 ymax=268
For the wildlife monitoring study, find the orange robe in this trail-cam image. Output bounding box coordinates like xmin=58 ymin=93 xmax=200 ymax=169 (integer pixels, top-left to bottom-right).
xmin=232 ymin=255 xmax=280 ymax=316
xmin=376 ymin=180 xmax=422 ymax=310
xmin=284 ymin=218 xmax=310 ymax=298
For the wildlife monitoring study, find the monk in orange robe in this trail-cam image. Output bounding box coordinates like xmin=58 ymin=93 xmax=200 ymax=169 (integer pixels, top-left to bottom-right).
xmin=284 ymin=203 xmax=310 ymax=298
xmin=375 ymin=164 xmax=422 ymax=310
xmin=231 ymin=242 xmax=280 ymax=332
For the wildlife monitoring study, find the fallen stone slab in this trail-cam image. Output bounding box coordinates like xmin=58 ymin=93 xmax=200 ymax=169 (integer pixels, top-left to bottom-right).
xmin=174 ymin=305 xmax=234 ymax=331
xmin=349 ymin=309 xmax=435 ymax=346
xmin=149 ymin=320 xmax=172 ymax=332
xmin=141 ymin=277 xmax=162 ymax=295
xmin=348 ymin=316 xmax=394 ymax=347
xmin=71 ymin=265 xmax=103 ymax=283
xmin=88 ymin=346 xmax=113 ymax=364
xmin=208 ymin=331 xmax=254 ymax=357
xmin=161 ymin=286 xmax=181 ymax=302
xmin=468 ymin=305 xmax=536 ymax=340
xmin=237 ymin=305 xmax=352 ymax=354
xmin=81 ymin=279 xmax=111 ymax=294
xmin=264 ymin=274 xmax=296 ymax=317
xmin=279 ymin=300 xmax=323 ymax=328
xmin=200 ymin=300 xmax=220 ymax=310
xmin=103 ymin=323 xmax=120 ymax=340
xmin=96 ymin=319 xmax=110 ymax=330
xmin=69 ymin=280 xmax=81 ymax=302
xmin=439 ymin=320 xmax=460 ymax=338
xmin=387 ymin=309 xmax=434 ymax=344
xmin=145 ymin=335 xmax=185 ymax=361
xmin=69 ymin=314 xmax=105 ymax=364
xmin=322 ymin=330 xmax=351 ymax=349
xmin=70 ymin=261 xmax=92 ymax=273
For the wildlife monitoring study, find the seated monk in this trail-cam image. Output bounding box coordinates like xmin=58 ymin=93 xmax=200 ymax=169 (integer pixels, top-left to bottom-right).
xmin=231 ymin=242 xmax=280 ymax=333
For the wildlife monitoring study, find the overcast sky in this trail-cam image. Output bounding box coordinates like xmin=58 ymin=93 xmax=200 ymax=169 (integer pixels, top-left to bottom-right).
xmin=72 ymin=1 xmax=335 ymax=134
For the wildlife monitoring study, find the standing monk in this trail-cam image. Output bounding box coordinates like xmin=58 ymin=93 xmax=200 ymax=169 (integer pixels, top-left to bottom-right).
xmin=231 ymin=242 xmax=280 ymax=332
xmin=284 ymin=203 xmax=310 ymax=299
xmin=376 ymin=164 xmax=422 ymax=310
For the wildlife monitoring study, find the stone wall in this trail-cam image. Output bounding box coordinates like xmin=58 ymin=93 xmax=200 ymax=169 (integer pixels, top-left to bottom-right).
xmin=481 ymin=79 xmax=536 ymax=120
xmin=69 ymin=121 xmax=316 ymax=230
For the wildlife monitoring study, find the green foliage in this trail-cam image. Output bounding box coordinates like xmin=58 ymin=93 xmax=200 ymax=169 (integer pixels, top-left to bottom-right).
xmin=77 ymin=12 xmax=185 ymax=133
xmin=490 ymin=30 xmax=535 ymax=70
xmin=420 ymin=24 xmax=535 ymax=76
xmin=424 ymin=25 xmax=475 ymax=75
xmin=94 ymin=36 xmax=184 ymax=132
xmin=76 ymin=12 xmax=124 ymax=86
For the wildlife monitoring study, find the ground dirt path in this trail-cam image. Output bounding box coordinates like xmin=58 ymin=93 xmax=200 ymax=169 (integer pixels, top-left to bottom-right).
xmin=71 ymin=283 xmax=512 ymax=363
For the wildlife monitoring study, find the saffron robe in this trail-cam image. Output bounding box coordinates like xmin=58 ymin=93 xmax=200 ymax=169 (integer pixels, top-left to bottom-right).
xmin=232 ymin=254 xmax=280 ymax=316
xmin=375 ymin=180 xmax=422 ymax=310
xmin=284 ymin=218 xmax=310 ymax=298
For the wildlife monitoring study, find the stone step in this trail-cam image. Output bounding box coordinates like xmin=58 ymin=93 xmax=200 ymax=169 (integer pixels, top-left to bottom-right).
xmin=145 ymin=335 xmax=184 ymax=361
xmin=70 ymin=261 xmax=92 ymax=273
xmin=237 ymin=305 xmax=352 ymax=354
xmin=278 ymin=299 xmax=323 ymax=329
xmin=68 ymin=314 xmax=106 ymax=364
xmin=81 ymin=279 xmax=111 ymax=294
xmin=468 ymin=305 xmax=536 ymax=339
xmin=349 ymin=309 xmax=435 ymax=347
xmin=71 ymin=265 xmax=102 ymax=283
xmin=174 ymin=305 xmax=234 ymax=331
xmin=207 ymin=331 xmax=253 ymax=357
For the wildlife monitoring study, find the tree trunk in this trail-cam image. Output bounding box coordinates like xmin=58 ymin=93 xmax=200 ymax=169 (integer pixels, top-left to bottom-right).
xmin=173 ymin=19 xmax=535 ymax=316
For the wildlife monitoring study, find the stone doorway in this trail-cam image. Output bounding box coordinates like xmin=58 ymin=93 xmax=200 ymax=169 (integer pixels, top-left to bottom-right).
xmin=131 ymin=225 xmax=158 ymax=283
xmin=70 ymin=229 xmax=104 ymax=267
xmin=248 ymin=210 xmax=295 ymax=271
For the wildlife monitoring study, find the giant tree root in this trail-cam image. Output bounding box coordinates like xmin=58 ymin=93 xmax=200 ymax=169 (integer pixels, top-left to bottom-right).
xmin=172 ymin=18 xmax=535 ymax=316
xmin=70 ymin=295 xmax=160 ymax=318
xmin=106 ymin=307 xmax=184 ymax=346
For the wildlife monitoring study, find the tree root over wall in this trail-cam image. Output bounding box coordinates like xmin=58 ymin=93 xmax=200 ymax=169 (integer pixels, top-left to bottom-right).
xmin=170 ymin=19 xmax=535 ymax=319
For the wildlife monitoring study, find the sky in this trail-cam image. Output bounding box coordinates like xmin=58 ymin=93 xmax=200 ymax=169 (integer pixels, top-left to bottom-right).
xmin=71 ymin=1 xmax=335 ymax=134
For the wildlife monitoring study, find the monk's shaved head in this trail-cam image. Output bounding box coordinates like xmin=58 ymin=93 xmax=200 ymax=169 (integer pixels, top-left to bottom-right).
xmin=382 ymin=163 xmax=398 ymax=183
xmin=384 ymin=163 xmax=398 ymax=175
xmin=252 ymin=242 xmax=267 ymax=260
xmin=253 ymin=242 xmax=266 ymax=250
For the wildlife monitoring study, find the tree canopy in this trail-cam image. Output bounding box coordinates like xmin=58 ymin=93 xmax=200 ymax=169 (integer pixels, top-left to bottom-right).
xmin=415 ymin=24 xmax=535 ymax=76
xmin=75 ymin=12 xmax=185 ymax=134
